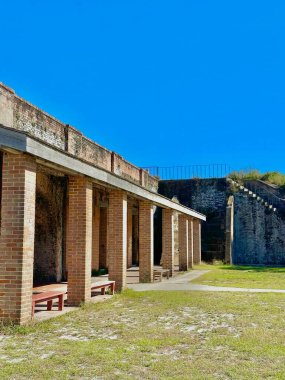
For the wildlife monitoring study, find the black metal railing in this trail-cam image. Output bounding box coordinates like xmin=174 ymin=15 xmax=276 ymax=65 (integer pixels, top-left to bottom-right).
xmin=142 ymin=164 xmax=232 ymax=180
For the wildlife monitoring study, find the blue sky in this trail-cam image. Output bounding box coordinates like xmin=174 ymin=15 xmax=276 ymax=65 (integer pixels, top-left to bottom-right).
xmin=1 ymin=1 xmax=285 ymax=173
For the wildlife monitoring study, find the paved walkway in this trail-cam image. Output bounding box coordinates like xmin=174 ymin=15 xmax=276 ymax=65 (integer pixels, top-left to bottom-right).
xmin=128 ymin=270 xmax=285 ymax=293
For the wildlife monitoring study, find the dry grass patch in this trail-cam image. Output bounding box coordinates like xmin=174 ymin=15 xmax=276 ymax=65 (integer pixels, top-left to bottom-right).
xmin=1 ymin=290 xmax=285 ymax=379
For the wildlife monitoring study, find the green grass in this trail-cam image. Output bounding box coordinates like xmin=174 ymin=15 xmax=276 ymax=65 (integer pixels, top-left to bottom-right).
xmin=229 ymin=169 xmax=285 ymax=187
xmin=1 ymin=289 xmax=285 ymax=379
xmin=192 ymin=263 xmax=285 ymax=289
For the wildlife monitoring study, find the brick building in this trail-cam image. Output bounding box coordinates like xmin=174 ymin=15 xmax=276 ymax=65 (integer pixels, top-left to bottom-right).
xmin=0 ymin=82 xmax=205 ymax=325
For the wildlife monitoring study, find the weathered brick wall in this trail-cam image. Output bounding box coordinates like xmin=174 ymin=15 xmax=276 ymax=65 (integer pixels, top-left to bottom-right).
xmin=112 ymin=153 xmax=141 ymax=184
xmin=0 ymin=82 xmax=159 ymax=191
xmin=68 ymin=128 xmax=112 ymax=171
xmin=34 ymin=172 xmax=67 ymax=283
xmin=0 ymin=84 xmax=14 ymax=128
xmin=233 ymin=193 xmax=285 ymax=265
xmin=14 ymin=96 xmax=66 ymax=149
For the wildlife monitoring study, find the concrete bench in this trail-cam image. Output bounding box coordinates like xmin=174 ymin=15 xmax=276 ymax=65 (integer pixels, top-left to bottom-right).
xmin=91 ymin=280 xmax=115 ymax=295
xmin=32 ymin=291 xmax=65 ymax=317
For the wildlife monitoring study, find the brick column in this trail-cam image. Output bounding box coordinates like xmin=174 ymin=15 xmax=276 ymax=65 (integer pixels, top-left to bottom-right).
xmin=67 ymin=176 xmax=93 ymax=305
xmin=0 ymin=153 xmax=36 ymax=325
xmin=127 ymin=205 xmax=133 ymax=268
xmin=162 ymin=209 xmax=175 ymax=276
xmin=92 ymin=193 xmax=100 ymax=271
xmin=193 ymin=219 xmax=201 ymax=265
xmin=188 ymin=218 xmax=194 ymax=268
xmin=139 ymin=201 xmax=154 ymax=283
xmin=178 ymin=215 xmax=188 ymax=271
xmin=107 ymin=190 xmax=127 ymax=291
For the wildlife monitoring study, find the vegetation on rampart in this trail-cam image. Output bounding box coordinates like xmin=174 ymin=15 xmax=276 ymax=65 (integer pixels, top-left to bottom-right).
xmin=229 ymin=170 xmax=285 ymax=187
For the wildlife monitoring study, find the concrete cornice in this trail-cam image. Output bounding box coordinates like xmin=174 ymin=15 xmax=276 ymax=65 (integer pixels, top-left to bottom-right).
xmin=0 ymin=125 xmax=206 ymax=221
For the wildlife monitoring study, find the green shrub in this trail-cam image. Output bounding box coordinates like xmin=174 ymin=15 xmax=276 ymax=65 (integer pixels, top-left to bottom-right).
xmin=91 ymin=267 xmax=108 ymax=277
xmin=261 ymin=172 xmax=285 ymax=187
xmin=229 ymin=169 xmax=262 ymax=181
xmin=229 ymin=169 xmax=285 ymax=187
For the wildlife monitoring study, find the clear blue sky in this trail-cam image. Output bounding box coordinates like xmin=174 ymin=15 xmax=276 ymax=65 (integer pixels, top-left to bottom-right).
xmin=1 ymin=1 xmax=285 ymax=173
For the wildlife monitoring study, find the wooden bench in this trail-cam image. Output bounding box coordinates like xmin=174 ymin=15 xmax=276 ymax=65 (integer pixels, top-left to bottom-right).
xmin=91 ymin=280 xmax=115 ymax=295
xmin=32 ymin=291 xmax=65 ymax=317
xmin=153 ymin=269 xmax=170 ymax=281
xmin=153 ymin=270 xmax=162 ymax=281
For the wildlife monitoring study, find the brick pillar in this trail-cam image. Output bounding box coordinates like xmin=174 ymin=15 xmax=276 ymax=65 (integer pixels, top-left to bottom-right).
xmin=188 ymin=218 xmax=194 ymax=268
xmin=67 ymin=176 xmax=93 ymax=305
xmin=193 ymin=219 xmax=201 ymax=265
xmin=127 ymin=205 xmax=133 ymax=268
xmin=107 ymin=190 xmax=127 ymax=291
xmin=178 ymin=215 xmax=188 ymax=271
xmin=162 ymin=209 xmax=175 ymax=276
xmin=139 ymin=201 xmax=154 ymax=283
xmin=0 ymin=153 xmax=36 ymax=325
xmin=92 ymin=193 xmax=100 ymax=270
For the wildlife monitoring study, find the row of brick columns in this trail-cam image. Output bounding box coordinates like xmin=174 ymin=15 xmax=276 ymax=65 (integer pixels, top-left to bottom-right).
xmin=162 ymin=211 xmax=201 ymax=275
xmin=0 ymin=153 xmax=201 ymax=325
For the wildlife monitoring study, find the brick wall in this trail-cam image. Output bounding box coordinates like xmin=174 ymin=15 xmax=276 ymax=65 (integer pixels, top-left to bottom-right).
xmin=14 ymin=95 xmax=66 ymax=149
xmin=112 ymin=153 xmax=141 ymax=184
xmin=0 ymin=84 xmax=14 ymax=128
xmin=34 ymin=172 xmax=66 ymax=283
xmin=0 ymin=83 xmax=159 ymax=191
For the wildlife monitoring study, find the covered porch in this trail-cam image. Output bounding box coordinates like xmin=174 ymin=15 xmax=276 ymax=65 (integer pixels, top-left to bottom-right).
xmin=0 ymin=129 xmax=205 ymax=325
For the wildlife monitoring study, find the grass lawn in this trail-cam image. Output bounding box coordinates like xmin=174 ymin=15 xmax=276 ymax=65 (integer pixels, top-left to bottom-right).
xmin=192 ymin=263 xmax=285 ymax=289
xmin=1 ymin=289 xmax=285 ymax=379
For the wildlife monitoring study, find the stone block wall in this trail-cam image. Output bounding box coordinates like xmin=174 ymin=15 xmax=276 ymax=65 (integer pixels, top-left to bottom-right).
xmin=233 ymin=192 xmax=285 ymax=265
xmin=159 ymin=179 xmax=228 ymax=261
xmin=159 ymin=178 xmax=285 ymax=265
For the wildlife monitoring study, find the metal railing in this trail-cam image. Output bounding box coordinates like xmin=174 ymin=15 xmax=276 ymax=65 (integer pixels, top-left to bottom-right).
xmin=142 ymin=164 xmax=232 ymax=180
